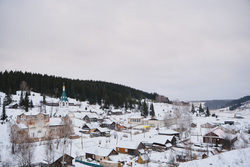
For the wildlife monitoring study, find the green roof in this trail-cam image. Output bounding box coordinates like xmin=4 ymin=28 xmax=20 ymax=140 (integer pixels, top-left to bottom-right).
xmin=60 ymin=88 xmax=68 ymax=102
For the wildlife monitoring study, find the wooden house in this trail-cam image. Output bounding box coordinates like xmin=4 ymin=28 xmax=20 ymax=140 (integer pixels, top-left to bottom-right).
xmin=203 ymin=128 xmax=237 ymax=148
xmin=100 ymin=119 xmax=116 ymax=130
xmin=151 ymin=135 xmax=176 ymax=146
xmin=200 ymin=122 xmax=217 ymax=128
xmin=41 ymin=154 xmax=74 ymax=167
xmin=81 ymin=123 xmax=99 ymax=134
xmin=85 ymin=147 xmax=118 ymax=162
xmin=116 ymin=141 xmax=145 ymax=156
xmin=83 ymin=114 xmax=98 ymax=123
xmin=158 ymin=129 xmax=180 ymax=138
xmin=108 ymin=110 xmax=123 ymax=115
xmin=93 ymin=127 xmax=111 ymax=137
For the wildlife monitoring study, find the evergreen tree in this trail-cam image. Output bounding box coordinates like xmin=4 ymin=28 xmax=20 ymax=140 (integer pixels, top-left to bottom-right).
xmin=191 ymin=104 xmax=195 ymax=114
xmin=150 ymin=103 xmax=155 ymax=117
xmin=142 ymin=100 xmax=148 ymax=117
xmin=43 ymin=95 xmax=46 ymax=105
xmin=1 ymin=103 xmax=7 ymax=121
xmin=198 ymin=103 xmax=204 ymax=113
xmin=24 ymin=93 xmax=29 ymax=112
xmin=20 ymin=91 xmax=24 ymax=106
xmin=29 ymin=100 xmax=34 ymax=109
xmin=4 ymin=93 xmax=12 ymax=106
xmin=205 ymin=107 xmax=210 ymax=117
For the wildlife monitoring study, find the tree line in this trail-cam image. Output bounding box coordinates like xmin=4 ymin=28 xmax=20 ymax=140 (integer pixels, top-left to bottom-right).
xmin=0 ymin=70 xmax=160 ymax=109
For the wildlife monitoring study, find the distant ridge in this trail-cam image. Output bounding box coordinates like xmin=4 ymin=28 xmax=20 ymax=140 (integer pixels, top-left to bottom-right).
xmin=225 ymin=96 xmax=250 ymax=111
xmin=204 ymin=100 xmax=233 ymax=110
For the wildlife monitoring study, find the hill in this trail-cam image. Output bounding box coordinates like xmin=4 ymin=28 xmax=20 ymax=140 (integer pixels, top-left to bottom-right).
xmin=0 ymin=70 xmax=170 ymax=108
xmin=225 ymin=96 xmax=250 ymax=111
xmin=204 ymin=100 xmax=233 ymax=110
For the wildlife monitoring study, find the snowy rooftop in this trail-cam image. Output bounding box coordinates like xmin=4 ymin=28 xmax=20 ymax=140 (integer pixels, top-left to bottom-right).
xmin=84 ymin=146 xmax=115 ymax=157
xmin=158 ymin=129 xmax=179 ymax=135
xmin=97 ymin=127 xmax=110 ymax=132
xmin=148 ymin=135 xmax=174 ymax=145
xmin=116 ymin=140 xmax=141 ymax=149
xmin=85 ymin=123 xmax=99 ymax=129
xmin=49 ymin=118 xmax=63 ymax=126
xmin=17 ymin=123 xmax=28 ymax=129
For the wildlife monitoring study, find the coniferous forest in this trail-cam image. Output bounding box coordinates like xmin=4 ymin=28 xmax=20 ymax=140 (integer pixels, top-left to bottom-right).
xmin=0 ymin=70 xmax=161 ymax=108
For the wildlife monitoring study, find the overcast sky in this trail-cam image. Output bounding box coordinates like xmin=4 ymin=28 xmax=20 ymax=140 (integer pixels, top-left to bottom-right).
xmin=0 ymin=0 xmax=250 ymax=101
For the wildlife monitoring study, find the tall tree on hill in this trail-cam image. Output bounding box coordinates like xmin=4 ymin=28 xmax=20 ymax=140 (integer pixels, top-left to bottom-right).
xmin=191 ymin=104 xmax=195 ymax=114
xmin=24 ymin=93 xmax=29 ymax=112
xmin=4 ymin=92 xmax=12 ymax=106
xmin=198 ymin=103 xmax=204 ymax=113
xmin=1 ymin=103 xmax=7 ymax=121
xmin=150 ymin=103 xmax=155 ymax=117
xmin=20 ymin=91 xmax=24 ymax=107
xmin=205 ymin=107 xmax=210 ymax=117
xmin=141 ymin=100 xmax=148 ymax=117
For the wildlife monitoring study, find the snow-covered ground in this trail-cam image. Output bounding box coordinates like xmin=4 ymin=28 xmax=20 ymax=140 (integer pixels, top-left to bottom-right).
xmin=0 ymin=91 xmax=250 ymax=166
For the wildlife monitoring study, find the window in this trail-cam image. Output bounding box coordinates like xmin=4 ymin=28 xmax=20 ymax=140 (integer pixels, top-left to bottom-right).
xmin=125 ymin=149 xmax=128 ymax=152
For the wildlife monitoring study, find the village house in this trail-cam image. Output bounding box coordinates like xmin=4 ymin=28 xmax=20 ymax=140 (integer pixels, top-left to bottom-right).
xmin=85 ymin=147 xmax=118 ymax=162
xmin=142 ymin=117 xmax=165 ymax=128
xmin=219 ymin=124 xmax=240 ymax=134
xmin=100 ymin=119 xmax=116 ymax=130
xmin=203 ymin=128 xmax=238 ymax=148
xmin=40 ymin=154 xmax=74 ymax=167
xmin=92 ymin=127 xmax=111 ymax=137
xmin=200 ymin=122 xmax=217 ymax=129
xmin=116 ymin=141 xmax=145 ymax=156
xmin=83 ymin=114 xmax=98 ymax=123
xmin=128 ymin=116 xmax=143 ymax=125
xmin=12 ymin=111 xmax=74 ymax=142
xmin=108 ymin=110 xmax=123 ymax=115
xmin=81 ymin=123 xmax=99 ymax=134
xmin=158 ymin=129 xmax=180 ymax=138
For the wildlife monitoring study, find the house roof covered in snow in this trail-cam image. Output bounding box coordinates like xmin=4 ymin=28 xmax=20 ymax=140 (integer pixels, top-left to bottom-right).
xmin=116 ymin=140 xmax=141 ymax=149
xmin=49 ymin=118 xmax=63 ymax=126
xmin=84 ymin=123 xmax=99 ymax=129
xmin=158 ymin=129 xmax=179 ymax=135
xmin=85 ymin=147 xmax=116 ymax=157
xmin=97 ymin=127 xmax=110 ymax=132
xmin=17 ymin=123 xmax=28 ymax=129
xmin=148 ymin=135 xmax=174 ymax=145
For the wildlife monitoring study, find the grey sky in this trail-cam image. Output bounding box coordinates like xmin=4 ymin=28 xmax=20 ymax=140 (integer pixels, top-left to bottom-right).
xmin=0 ymin=0 xmax=250 ymax=101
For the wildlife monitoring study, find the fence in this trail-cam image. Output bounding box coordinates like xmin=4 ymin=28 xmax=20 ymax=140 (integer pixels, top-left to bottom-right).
xmin=75 ymin=159 xmax=102 ymax=167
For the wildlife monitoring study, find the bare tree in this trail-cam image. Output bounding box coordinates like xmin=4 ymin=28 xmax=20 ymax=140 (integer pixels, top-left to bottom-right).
xmin=45 ymin=137 xmax=55 ymax=165
xmin=174 ymin=105 xmax=193 ymax=139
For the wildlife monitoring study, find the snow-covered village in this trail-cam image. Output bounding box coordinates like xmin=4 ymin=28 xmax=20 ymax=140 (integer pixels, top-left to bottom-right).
xmin=1 ymin=0 xmax=250 ymax=167
xmin=0 ymin=80 xmax=250 ymax=167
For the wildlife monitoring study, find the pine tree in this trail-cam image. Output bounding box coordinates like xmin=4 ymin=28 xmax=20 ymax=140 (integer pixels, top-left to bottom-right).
xmin=29 ymin=100 xmax=34 ymax=109
xmin=1 ymin=103 xmax=7 ymax=121
xmin=142 ymin=100 xmax=148 ymax=117
xmin=198 ymin=103 xmax=204 ymax=113
xmin=191 ymin=104 xmax=195 ymax=114
xmin=20 ymin=91 xmax=24 ymax=106
xmin=150 ymin=103 xmax=155 ymax=117
xmin=4 ymin=93 xmax=12 ymax=106
xmin=24 ymin=93 xmax=29 ymax=112
xmin=205 ymin=107 xmax=210 ymax=117
xmin=43 ymin=95 xmax=46 ymax=105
